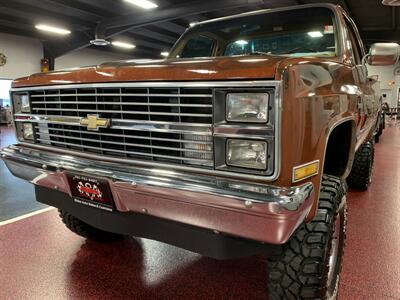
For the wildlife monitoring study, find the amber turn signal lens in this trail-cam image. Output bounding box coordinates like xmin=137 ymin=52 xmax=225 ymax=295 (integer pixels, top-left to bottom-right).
xmin=293 ymin=161 xmax=319 ymax=182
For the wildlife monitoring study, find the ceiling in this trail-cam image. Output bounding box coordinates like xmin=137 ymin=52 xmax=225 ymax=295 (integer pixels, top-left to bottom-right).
xmin=0 ymin=0 xmax=398 ymax=59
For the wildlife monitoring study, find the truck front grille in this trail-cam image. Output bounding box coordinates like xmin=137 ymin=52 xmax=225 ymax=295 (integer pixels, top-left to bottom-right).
xmin=29 ymin=86 xmax=214 ymax=167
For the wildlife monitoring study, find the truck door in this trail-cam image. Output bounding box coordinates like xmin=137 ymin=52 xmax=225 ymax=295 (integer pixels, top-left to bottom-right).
xmin=344 ymin=16 xmax=378 ymax=137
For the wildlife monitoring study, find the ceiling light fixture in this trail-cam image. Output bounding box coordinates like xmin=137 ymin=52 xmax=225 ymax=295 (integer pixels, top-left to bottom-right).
xmin=124 ymin=0 xmax=158 ymax=9
xmin=35 ymin=24 xmax=71 ymax=35
xmin=235 ymin=40 xmax=248 ymax=45
xmin=382 ymin=0 xmax=400 ymax=6
xmin=161 ymin=52 xmax=169 ymax=57
xmin=189 ymin=22 xmax=198 ymax=27
xmin=112 ymin=41 xmax=136 ymax=49
xmin=90 ymin=39 xmax=110 ymax=46
xmin=308 ymin=31 xmax=323 ymax=38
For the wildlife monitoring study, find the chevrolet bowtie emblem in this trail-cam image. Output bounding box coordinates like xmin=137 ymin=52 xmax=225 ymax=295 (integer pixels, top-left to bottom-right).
xmin=80 ymin=115 xmax=110 ymax=131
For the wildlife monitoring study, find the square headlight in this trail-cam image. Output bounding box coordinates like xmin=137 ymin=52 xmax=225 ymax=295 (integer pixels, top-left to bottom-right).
xmin=22 ymin=123 xmax=34 ymax=140
xmin=226 ymin=93 xmax=268 ymax=123
xmin=226 ymin=139 xmax=267 ymax=170
xmin=13 ymin=94 xmax=30 ymax=113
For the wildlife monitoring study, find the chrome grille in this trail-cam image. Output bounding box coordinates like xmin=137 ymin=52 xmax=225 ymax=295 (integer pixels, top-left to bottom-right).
xmin=28 ymin=87 xmax=214 ymax=167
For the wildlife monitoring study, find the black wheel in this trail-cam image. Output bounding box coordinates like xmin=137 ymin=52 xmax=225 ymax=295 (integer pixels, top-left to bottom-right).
xmin=374 ymin=133 xmax=380 ymax=143
xmin=375 ymin=114 xmax=384 ymax=143
xmin=267 ymin=175 xmax=347 ymax=300
xmin=59 ymin=209 xmax=124 ymax=241
xmin=346 ymin=141 xmax=374 ymax=190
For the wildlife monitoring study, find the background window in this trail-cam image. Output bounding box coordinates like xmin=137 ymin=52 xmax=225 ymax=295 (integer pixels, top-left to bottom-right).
xmin=0 ymin=79 xmax=12 ymax=107
xmin=180 ymin=35 xmax=214 ymax=58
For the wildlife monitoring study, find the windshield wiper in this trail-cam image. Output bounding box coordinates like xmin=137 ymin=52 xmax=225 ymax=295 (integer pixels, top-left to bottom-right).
xmin=244 ymin=51 xmax=273 ymax=56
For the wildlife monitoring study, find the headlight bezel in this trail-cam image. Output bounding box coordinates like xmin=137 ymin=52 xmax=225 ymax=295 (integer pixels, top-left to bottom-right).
xmin=15 ymin=122 xmax=35 ymax=142
xmin=213 ymin=86 xmax=277 ymax=176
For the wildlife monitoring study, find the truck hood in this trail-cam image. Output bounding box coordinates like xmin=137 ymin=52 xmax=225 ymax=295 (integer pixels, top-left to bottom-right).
xmin=12 ymin=55 xmax=287 ymax=88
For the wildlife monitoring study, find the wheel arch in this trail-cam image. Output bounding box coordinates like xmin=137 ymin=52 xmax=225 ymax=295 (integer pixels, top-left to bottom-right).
xmin=323 ymin=118 xmax=357 ymax=180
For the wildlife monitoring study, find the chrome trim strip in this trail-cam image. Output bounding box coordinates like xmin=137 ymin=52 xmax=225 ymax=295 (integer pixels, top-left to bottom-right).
xmin=36 ymin=134 xmax=213 ymax=154
xmin=214 ymin=133 xmax=274 ymax=140
xmin=1 ymin=145 xmax=312 ymax=211
xmin=193 ymin=3 xmax=338 ymax=26
xmin=214 ymin=124 xmax=274 ymax=138
xmin=35 ymin=139 xmax=213 ymax=164
xmin=10 ymin=80 xmax=279 ymax=91
xmin=15 ymin=114 xmax=213 ymax=135
xmin=30 ymin=107 xmax=212 ymax=117
xmin=34 ymin=127 xmax=213 ymax=144
xmin=16 ymin=114 xmax=212 ymax=128
xmin=30 ymin=93 xmax=213 ymax=98
xmin=110 ymin=124 xmax=212 ymax=135
xmin=30 ymin=101 xmax=212 ymax=108
xmin=112 ymin=119 xmax=212 ymax=127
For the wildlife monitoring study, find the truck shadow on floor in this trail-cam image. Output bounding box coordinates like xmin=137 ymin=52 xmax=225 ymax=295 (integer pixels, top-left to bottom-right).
xmin=66 ymin=237 xmax=269 ymax=300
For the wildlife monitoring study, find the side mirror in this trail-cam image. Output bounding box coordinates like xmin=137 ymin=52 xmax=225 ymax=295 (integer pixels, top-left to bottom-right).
xmin=369 ymin=55 xmax=398 ymax=66
xmin=367 ymin=43 xmax=400 ymax=66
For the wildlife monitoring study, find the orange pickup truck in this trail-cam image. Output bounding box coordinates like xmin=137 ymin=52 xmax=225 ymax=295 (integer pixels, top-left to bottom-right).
xmin=1 ymin=4 xmax=388 ymax=299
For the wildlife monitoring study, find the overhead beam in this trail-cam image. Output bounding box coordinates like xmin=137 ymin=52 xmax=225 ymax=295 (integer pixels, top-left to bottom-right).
xmin=47 ymin=0 xmax=114 ymax=18
xmin=392 ymin=7 xmax=397 ymax=30
xmin=0 ymin=0 xmax=95 ymax=31
xmin=86 ymin=45 xmax=160 ymax=59
xmin=95 ymin=0 xmax=264 ymax=39
xmin=132 ymin=28 xmax=177 ymax=44
xmin=10 ymin=0 xmax=100 ymax=22
xmin=340 ymin=0 xmax=353 ymax=17
xmin=151 ymin=22 xmax=186 ymax=36
xmin=51 ymin=0 xmax=263 ymax=58
xmin=122 ymin=33 xmax=174 ymax=50
xmin=0 ymin=24 xmax=40 ymax=39
xmin=361 ymin=29 xmax=400 ymax=43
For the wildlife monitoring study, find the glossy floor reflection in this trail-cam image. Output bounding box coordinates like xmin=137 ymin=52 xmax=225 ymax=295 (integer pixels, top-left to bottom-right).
xmin=0 ymin=121 xmax=399 ymax=299
xmin=0 ymin=126 xmax=46 ymax=221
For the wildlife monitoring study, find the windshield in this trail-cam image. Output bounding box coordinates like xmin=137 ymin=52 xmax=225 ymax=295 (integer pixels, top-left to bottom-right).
xmin=172 ymin=7 xmax=337 ymax=58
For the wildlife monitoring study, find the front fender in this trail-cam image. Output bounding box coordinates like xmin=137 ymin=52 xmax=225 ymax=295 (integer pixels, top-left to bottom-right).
xmin=276 ymin=58 xmax=359 ymax=220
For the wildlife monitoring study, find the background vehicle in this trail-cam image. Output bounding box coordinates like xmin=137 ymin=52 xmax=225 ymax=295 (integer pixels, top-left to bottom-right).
xmin=367 ymin=43 xmax=400 ymax=129
xmin=1 ymin=4 xmax=390 ymax=299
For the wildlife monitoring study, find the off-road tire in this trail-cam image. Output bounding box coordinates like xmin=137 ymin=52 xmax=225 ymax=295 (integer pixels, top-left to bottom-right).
xmin=346 ymin=141 xmax=374 ymax=190
xmin=374 ymin=133 xmax=380 ymax=143
xmin=375 ymin=114 xmax=384 ymax=143
xmin=59 ymin=209 xmax=124 ymax=241
xmin=267 ymin=175 xmax=347 ymax=300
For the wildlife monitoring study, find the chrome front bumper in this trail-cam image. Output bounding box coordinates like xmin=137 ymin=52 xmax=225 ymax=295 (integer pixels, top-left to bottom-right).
xmin=1 ymin=144 xmax=314 ymax=244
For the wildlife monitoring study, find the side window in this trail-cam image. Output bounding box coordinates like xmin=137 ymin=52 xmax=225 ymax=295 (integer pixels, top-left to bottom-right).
xmin=344 ymin=18 xmax=363 ymax=65
xmin=180 ymin=35 xmax=214 ymax=58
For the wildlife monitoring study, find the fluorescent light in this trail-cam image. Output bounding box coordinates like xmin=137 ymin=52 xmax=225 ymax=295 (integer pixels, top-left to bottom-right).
xmin=112 ymin=41 xmax=136 ymax=49
xmin=35 ymin=24 xmax=71 ymax=35
xmin=189 ymin=22 xmax=197 ymax=27
xmin=124 ymin=0 xmax=158 ymax=9
xmin=235 ymin=40 xmax=248 ymax=45
xmin=161 ymin=52 xmax=169 ymax=57
xmin=308 ymin=31 xmax=323 ymax=38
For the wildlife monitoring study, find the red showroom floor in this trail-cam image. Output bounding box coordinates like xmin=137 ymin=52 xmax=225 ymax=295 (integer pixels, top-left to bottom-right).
xmin=0 ymin=121 xmax=399 ymax=300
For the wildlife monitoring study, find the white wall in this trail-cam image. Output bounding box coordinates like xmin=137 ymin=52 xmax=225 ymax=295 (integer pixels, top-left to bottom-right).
xmin=368 ymin=62 xmax=400 ymax=108
xmin=0 ymin=32 xmax=43 ymax=79
xmin=55 ymin=48 xmax=133 ymax=70
xmin=0 ymin=32 xmax=134 ymax=79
